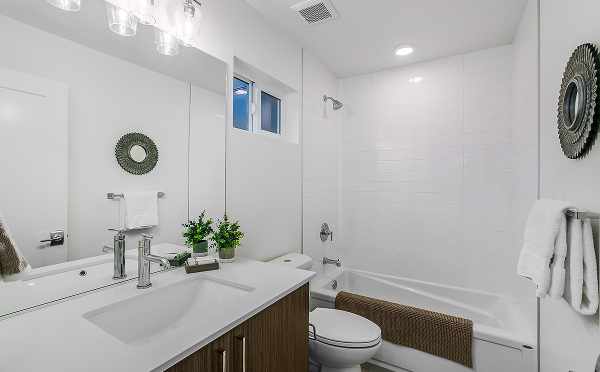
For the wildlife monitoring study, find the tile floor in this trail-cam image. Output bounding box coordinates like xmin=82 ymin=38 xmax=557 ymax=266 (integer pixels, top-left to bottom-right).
xmin=362 ymin=363 xmax=394 ymax=371
xmin=309 ymin=362 xmax=394 ymax=372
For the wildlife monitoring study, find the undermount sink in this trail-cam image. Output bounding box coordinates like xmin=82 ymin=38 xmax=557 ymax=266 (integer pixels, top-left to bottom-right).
xmin=83 ymin=276 xmax=253 ymax=344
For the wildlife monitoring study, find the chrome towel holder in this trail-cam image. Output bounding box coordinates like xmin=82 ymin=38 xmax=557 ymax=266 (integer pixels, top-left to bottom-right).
xmin=107 ymin=192 xmax=165 ymax=200
xmin=565 ymin=208 xmax=600 ymax=220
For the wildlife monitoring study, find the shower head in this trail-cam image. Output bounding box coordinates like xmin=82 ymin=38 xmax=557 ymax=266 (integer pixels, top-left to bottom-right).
xmin=323 ymin=95 xmax=344 ymax=110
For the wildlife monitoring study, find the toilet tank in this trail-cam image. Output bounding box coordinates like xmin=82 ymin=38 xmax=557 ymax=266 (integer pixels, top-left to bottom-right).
xmin=268 ymin=253 xmax=313 ymax=270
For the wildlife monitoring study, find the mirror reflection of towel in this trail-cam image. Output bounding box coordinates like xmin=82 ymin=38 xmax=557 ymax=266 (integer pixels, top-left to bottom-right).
xmin=121 ymin=191 xmax=159 ymax=230
xmin=0 ymin=212 xmax=29 ymax=277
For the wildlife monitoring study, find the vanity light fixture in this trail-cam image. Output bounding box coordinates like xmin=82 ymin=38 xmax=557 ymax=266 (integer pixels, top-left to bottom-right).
xmin=46 ymin=0 xmax=81 ymax=12
xmin=46 ymin=0 xmax=203 ymax=56
xmin=106 ymin=2 xmax=138 ymax=37
xmin=395 ymin=45 xmax=414 ymax=56
xmin=408 ymin=76 xmax=423 ymax=84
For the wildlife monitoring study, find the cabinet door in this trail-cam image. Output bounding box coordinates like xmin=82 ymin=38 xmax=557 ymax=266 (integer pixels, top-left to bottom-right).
xmin=246 ymin=284 xmax=309 ymax=372
xmin=211 ymin=332 xmax=232 ymax=372
xmin=167 ymin=332 xmax=232 ymax=372
xmin=166 ymin=344 xmax=211 ymax=372
xmin=231 ymin=323 xmax=249 ymax=372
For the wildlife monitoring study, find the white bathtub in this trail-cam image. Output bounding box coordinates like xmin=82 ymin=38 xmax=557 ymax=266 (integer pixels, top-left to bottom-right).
xmin=310 ymin=269 xmax=536 ymax=372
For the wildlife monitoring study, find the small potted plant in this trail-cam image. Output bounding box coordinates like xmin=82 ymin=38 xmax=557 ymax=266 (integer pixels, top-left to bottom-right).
xmin=183 ymin=211 xmax=214 ymax=257
xmin=211 ymin=214 xmax=244 ymax=262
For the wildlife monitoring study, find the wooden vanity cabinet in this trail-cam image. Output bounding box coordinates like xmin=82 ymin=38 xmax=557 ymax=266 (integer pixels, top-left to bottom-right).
xmin=167 ymin=284 xmax=309 ymax=372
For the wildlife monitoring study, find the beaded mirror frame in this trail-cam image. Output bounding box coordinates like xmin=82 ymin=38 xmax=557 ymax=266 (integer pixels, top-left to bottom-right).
xmin=115 ymin=132 xmax=159 ymax=175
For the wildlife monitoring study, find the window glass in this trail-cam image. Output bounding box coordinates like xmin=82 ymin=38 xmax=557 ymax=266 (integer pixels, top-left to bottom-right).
xmin=233 ymin=77 xmax=250 ymax=131
xmin=261 ymin=91 xmax=281 ymax=134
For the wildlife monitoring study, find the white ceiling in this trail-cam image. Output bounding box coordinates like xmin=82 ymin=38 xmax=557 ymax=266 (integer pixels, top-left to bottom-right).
xmin=246 ymin=0 xmax=527 ymax=77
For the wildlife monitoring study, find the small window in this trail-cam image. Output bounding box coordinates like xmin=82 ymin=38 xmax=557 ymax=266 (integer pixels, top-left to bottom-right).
xmin=261 ymin=91 xmax=281 ymax=134
xmin=233 ymin=77 xmax=251 ymax=131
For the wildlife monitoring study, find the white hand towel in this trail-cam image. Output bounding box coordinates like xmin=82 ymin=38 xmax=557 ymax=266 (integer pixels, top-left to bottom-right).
xmin=122 ymin=191 xmax=159 ymax=230
xmin=517 ymin=199 xmax=572 ymax=297
xmin=549 ymin=214 xmax=568 ymax=298
xmin=565 ymin=218 xmax=598 ymax=315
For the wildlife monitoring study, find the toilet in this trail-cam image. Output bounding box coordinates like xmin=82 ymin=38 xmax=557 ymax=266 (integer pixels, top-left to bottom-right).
xmin=269 ymin=253 xmax=382 ymax=372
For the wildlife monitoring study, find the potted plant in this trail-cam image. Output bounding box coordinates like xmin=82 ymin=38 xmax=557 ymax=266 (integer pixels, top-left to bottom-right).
xmin=183 ymin=211 xmax=214 ymax=257
xmin=211 ymin=214 xmax=244 ymax=262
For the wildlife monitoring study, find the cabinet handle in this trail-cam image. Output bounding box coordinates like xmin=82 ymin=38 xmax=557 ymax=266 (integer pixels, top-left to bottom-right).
xmin=236 ymin=336 xmax=247 ymax=372
xmin=216 ymin=349 xmax=227 ymax=372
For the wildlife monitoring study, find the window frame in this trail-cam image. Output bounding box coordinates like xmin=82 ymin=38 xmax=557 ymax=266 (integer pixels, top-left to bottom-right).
xmin=232 ymin=74 xmax=254 ymax=132
xmin=233 ymin=73 xmax=284 ymax=137
xmin=257 ymin=89 xmax=282 ymax=136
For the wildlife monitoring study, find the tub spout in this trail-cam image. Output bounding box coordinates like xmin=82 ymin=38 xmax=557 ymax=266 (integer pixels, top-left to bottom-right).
xmin=323 ymin=257 xmax=341 ymax=267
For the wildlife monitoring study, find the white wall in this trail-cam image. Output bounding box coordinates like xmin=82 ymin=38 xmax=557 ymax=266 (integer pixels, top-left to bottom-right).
xmin=228 ymin=129 xmax=301 ymax=260
xmin=189 ymin=85 xmax=227 ymax=222
xmin=337 ymin=46 xmax=529 ymax=301
xmin=538 ymin=0 xmax=600 ymax=371
xmin=302 ymin=50 xmax=341 ymax=275
xmin=0 ymin=15 xmax=225 ymax=262
xmin=95 ymin=0 xmax=331 ymax=262
xmin=512 ymin=0 xmax=540 ymax=347
xmin=189 ymin=0 xmax=304 ymax=261
xmin=2 ymin=0 xmax=310 ymax=263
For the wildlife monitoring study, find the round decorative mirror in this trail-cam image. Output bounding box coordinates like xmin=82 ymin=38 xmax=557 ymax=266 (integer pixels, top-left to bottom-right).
xmin=129 ymin=144 xmax=148 ymax=163
xmin=557 ymin=43 xmax=600 ymax=159
xmin=563 ymin=78 xmax=584 ymax=130
xmin=115 ymin=133 xmax=158 ymax=175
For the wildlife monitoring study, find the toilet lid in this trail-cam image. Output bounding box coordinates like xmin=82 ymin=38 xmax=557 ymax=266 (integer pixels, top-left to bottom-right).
xmin=309 ymin=308 xmax=381 ymax=348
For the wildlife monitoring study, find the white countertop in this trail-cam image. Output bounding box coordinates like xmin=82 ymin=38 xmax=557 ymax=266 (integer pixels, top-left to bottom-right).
xmin=0 ymin=243 xmax=190 ymax=317
xmin=0 ymin=258 xmax=314 ymax=372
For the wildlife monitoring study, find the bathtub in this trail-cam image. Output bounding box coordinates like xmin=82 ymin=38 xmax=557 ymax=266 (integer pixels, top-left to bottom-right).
xmin=310 ymin=269 xmax=536 ymax=372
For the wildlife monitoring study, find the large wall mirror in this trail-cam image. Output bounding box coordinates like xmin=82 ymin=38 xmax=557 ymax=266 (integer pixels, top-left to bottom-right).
xmin=0 ymin=0 xmax=226 ymax=317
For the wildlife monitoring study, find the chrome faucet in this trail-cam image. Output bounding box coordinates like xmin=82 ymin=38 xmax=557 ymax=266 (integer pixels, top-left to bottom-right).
xmin=322 ymin=257 xmax=341 ymax=267
xmin=103 ymin=228 xmax=127 ymax=280
xmin=137 ymin=234 xmax=171 ymax=289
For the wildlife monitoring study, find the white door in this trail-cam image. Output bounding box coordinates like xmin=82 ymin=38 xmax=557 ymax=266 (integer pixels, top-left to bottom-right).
xmin=0 ymin=68 xmax=69 ymax=268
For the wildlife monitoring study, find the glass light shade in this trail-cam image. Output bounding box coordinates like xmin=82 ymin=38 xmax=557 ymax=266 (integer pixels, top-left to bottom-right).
xmin=155 ymin=29 xmax=180 ymax=56
xmin=138 ymin=0 xmax=158 ymax=26
xmin=105 ymin=2 xmax=138 ymax=37
xmin=46 ymin=0 xmax=81 ymax=11
xmin=178 ymin=17 xmax=194 ymax=47
xmin=177 ymin=2 xmax=200 ymax=47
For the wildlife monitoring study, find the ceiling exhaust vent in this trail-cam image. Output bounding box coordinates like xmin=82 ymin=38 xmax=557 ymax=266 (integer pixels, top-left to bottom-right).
xmin=291 ymin=0 xmax=338 ymax=25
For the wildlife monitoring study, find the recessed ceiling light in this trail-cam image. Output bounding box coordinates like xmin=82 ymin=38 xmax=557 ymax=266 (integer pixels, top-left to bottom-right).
xmin=395 ymin=45 xmax=414 ymax=56
xmin=409 ymin=76 xmax=423 ymax=84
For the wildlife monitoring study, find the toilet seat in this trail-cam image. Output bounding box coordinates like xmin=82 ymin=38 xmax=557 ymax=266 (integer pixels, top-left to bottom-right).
xmin=309 ymin=308 xmax=381 ymax=349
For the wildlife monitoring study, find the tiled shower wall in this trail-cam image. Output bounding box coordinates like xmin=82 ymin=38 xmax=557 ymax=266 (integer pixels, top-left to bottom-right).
xmin=338 ymin=45 xmax=530 ymax=301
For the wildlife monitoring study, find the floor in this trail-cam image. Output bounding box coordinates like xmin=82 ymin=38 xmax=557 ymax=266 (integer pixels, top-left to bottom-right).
xmin=362 ymin=363 xmax=394 ymax=372
xmin=309 ymin=362 xmax=394 ymax=372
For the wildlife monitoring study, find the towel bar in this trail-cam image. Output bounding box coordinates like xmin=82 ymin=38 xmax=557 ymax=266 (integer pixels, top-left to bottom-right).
xmin=565 ymin=208 xmax=600 ymax=220
xmin=107 ymin=192 xmax=165 ymax=200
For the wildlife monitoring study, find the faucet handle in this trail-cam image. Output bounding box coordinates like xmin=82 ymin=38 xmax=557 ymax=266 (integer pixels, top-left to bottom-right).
xmin=108 ymin=228 xmax=126 ymax=240
xmin=142 ymin=233 xmax=154 ymax=240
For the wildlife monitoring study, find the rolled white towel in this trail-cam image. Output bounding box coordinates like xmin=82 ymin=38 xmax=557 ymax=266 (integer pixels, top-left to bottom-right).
xmin=549 ymin=214 xmax=567 ymax=298
xmin=518 ymin=199 xmax=572 ymax=297
xmin=566 ymin=218 xmax=599 ymax=315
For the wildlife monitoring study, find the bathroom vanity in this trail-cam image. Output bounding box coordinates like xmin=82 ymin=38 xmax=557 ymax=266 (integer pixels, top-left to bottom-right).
xmin=0 ymin=259 xmax=313 ymax=372
xmin=168 ymin=284 xmax=309 ymax=372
